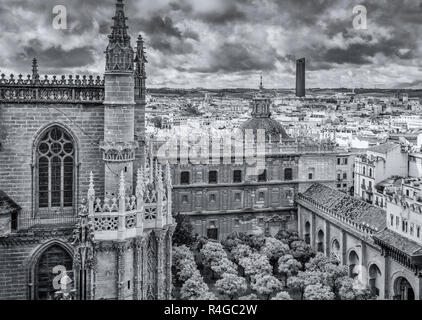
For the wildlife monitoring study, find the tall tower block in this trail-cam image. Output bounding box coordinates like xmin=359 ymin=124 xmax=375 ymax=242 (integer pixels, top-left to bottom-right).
xmin=296 ymin=58 xmax=306 ymax=97
xmin=101 ymin=0 xmax=136 ymax=197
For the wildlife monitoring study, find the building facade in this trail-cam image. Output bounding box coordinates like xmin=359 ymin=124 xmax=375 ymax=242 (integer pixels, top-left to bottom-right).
xmin=297 ymin=183 xmax=422 ymax=300
xmin=159 ymin=87 xmax=355 ymax=241
xmin=0 ymin=0 xmax=174 ymax=300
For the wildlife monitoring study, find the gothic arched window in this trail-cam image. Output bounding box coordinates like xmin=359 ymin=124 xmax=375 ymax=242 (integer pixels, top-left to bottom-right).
xmin=37 ymin=126 xmax=75 ymax=210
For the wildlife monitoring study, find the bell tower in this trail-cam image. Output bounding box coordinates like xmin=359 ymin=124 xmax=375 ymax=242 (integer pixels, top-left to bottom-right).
xmin=101 ymin=0 xmax=136 ymax=197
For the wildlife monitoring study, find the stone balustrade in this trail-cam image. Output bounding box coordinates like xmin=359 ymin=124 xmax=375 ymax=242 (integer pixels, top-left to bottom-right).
xmin=87 ymin=169 xmax=173 ymax=241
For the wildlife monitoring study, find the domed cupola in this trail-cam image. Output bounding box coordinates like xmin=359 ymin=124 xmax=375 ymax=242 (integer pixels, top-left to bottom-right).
xmin=240 ymin=76 xmax=290 ymax=142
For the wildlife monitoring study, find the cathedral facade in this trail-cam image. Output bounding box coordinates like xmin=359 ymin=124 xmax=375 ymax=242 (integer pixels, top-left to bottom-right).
xmin=0 ymin=0 xmax=174 ymax=300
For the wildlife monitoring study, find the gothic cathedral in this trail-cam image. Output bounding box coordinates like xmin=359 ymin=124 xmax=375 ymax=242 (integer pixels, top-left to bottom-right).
xmin=0 ymin=0 xmax=175 ymax=300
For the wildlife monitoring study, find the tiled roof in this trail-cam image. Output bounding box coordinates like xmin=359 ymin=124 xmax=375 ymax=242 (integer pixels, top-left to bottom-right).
xmin=373 ymin=228 xmax=422 ymax=256
xmin=301 ymin=183 xmax=386 ymax=230
xmin=0 ymin=190 xmax=20 ymax=215
xmin=368 ymin=142 xmax=400 ymax=154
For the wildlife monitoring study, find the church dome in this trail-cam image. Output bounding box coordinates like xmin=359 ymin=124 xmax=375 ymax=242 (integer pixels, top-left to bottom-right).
xmin=240 ymin=117 xmax=290 ymax=142
xmin=240 ymin=82 xmax=290 ymax=142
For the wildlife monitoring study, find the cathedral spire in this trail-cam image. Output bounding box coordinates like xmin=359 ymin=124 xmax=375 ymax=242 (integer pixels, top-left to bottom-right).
xmin=259 ymin=75 xmax=263 ymax=91
xmin=109 ymin=0 xmax=130 ymax=45
xmin=105 ymin=0 xmax=134 ymax=73
xmin=32 ymin=58 xmax=39 ymax=80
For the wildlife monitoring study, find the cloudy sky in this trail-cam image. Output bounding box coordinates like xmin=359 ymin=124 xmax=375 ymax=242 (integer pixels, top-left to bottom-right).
xmin=0 ymin=0 xmax=421 ymax=89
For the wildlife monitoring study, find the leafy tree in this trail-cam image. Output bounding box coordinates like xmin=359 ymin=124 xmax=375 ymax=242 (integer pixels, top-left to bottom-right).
xmin=338 ymin=277 xmax=375 ymax=300
xmin=323 ymin=263 xmax=349 ymax=297
xmin=247 ymin=234 xmax=267 ymax=251
xmin=173 ymin=245 xmax=199 ymax=283
xmin=287 ymin=271 xmax=324 ymax=300
xmin=275 ymin=230 xmax=301 ymax=245
xmin=239 ymin=253 xmax=272 ymax=279
xmin=221 ymin=233 xmax=245 ymax=252
xmin=251 ymin=274 xmax=283 ymax=300
xmin=303 ymin=283 xmax=335 ymax=300
xmin=180 ymin=274 xmax=211 ymax=300
xmin=272 ymin=291 xmax=292 ymax=300
xmin=289 ymin=240 xmax=315 ymax=266
xmin=278 ymin=254 xmax=302 ymax=287
xmin=215 ymin=273 xmax=248 ymax=300
xmin=200 ymin=241 xmax=228 ymax=269
xmin=173 ymin=213 xmax=197 ymax=247
xmin=305 ymin=253 xmax=333 ymax=272
xmin=238 ymin=293 xmax=258 ymax=300
xmin=231 ymin=244 xmax=253 ymax=264
xmin=210 ymin=258 xmax=237 ymax=277
xmin=260 ymin=237 xmax=290 ymax=269
xmin=177 ymin=259 xmax=200 ymax=282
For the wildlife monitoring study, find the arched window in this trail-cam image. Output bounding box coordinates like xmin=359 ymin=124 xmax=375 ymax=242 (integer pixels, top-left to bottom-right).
xmin=332 ymin=239 xmax=340 ymax=259
xmin=37 ymin=126 xmax=75 ymax=211
xmin=317 ymin=230 xmax=324 ymax=253
xmin=304 ymin=221 xmax=311 ymax=244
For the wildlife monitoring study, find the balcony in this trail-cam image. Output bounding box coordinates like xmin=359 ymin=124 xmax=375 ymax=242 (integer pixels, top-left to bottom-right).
xmin=17 ymin=208 xmax=78 ymax=231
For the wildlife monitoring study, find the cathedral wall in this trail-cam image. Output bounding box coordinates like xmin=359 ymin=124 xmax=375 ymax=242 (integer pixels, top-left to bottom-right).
xmin=0 ymin=243 xmax=34 ymax=299
xmin=95 ymin=250 xmax=118 ymax=300
xmin=0 ymin=103 xmax=105 ymax=211
xmin=0 ymin=234 xmax=73 ymax=300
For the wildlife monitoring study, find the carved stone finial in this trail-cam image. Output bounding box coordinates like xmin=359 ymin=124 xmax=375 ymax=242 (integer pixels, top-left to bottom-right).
xmin=32 ymin=58 xmax=39 ymax=80
xmin=105 ymin=0 xmax=133 ymax=73
xmin=136 ymin=168 xmax=145 ymax=198
xmin=88 ymin=171 xmax=95 ymax=199
xmin=119 ymin=171 xmax=125 ymax=199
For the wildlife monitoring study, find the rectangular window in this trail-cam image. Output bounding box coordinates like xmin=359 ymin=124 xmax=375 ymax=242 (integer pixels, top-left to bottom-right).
xmin=417 ymin=226 xmax=421 ymax=238
xmin=209 ymin=194 xmax=216 ymax=203
xmin=182 ymin=195 xmax=188 ymax=204
xmin=337 ymin=158 xmax=341 ymax=165
xmin=258 ymin=169 xmax=267 ymax=182
xmin=234 ymin=193 xmax=241 ymax=202
xmin=343 ymin=173 xmax=347 ymax=180
xmin=207 ymin=228 xmax=218 ymax=240
xmin=344 ymin=158 xmax=348 ymax=165
xmin=396 ymin=216 xmax=400 ymax=228
xmin=308 ymin=173 xmax=313 ymax=180
xmin=390 ymin=214 xmax=394 ymax=226
xmin=284 ymin=168 xmax=293 ymax=181
xmin=208 ymin=170 xmax=218 ymax=184
xmin=233 ymin=170 xmax=242 ymax=183
xmin=181 ymin=171 xmax=190 ymax=185
xmin=258 ymin=192 xmax=265 ymax=202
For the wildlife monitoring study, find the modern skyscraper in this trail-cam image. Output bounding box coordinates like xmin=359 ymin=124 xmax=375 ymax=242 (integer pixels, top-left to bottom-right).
xmin=296 ymin=58 xmax=306 ymax=97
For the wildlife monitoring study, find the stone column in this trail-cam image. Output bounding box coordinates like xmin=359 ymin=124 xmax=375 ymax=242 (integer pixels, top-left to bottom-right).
xmin=311 ymin=212 xmax=316 ymax=251
xmin=156 ymin=230 xmax=166 ymax=299
xmin=341 ymin=230 xmax=347 ymax=265
xmin=133 ymin=237 xmax=145 ymax=300
xmin=115 ymin=242 xmax=126 ymax=300
xmin=325 ymin=220 xmax=331 ymax=257
xmin=383 ymin=249 xmax=390 ymax=300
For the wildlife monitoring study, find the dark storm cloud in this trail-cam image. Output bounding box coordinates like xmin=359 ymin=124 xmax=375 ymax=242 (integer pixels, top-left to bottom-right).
xmin=188 ymin=42 xmax=280 ymax=73
xmin=0 ymin=0 xmax=422 ymax=87
xmin=20 ymin=39 xmax=96 ymax=70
